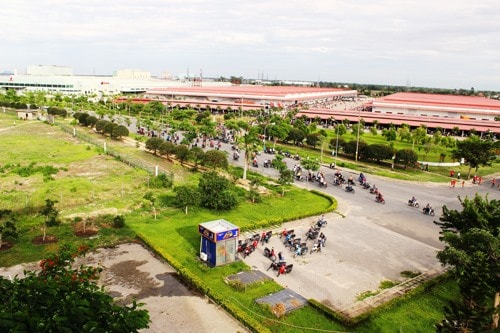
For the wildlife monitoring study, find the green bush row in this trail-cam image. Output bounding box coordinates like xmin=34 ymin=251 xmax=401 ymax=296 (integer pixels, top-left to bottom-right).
xmin=138 ymin=235 xmax=272 ymax=333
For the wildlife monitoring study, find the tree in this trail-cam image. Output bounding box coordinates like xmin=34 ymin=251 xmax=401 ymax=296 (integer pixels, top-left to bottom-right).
xmin=145 ymin=137 xmax=164 ymax=155
xmin=0 ymin=244 xmax=150 ymax=332
xmin=95 ymin=119 xmax=109 ymax=133
xmin=0 ymin=209 xmax=18 ymax=249
xmin=300 ymin=157 xmax=320 ymax=187
xmin=395 ymin=148 xmax=418 ymax=169
xmin=305 ymin=132 xmax=321 ymax=148
xmin=159 ymin=141 xmax=176 ymax=159
xmin=198 ymin=171 xmax=238 ymax=211
xmin=382 ymin=127 xmax=397 ymax=142
xmin=286 ymin=128 xmax=305 ymax=145
xmin=202 ymin=150 xmax=228 ymax=169
xmin=365 ymin=144 xmax=395 ymax=162
xmin=189 ymin=147 xmax=205 ymax=168
xmin=240 ymin=127 xmax=260 ymax=180
xmin=40 ymin=199 xmax=60 ymax=242
xmin=277 ymin=168 xmax=294 ymax=197
xmin=174 ymin=144 xmax=191 ymax=165
xmin=434 ymin=194 xmax=500 ymax=332
xmin=174 ymin=185 xmax=200 ymax=214
xmin=452 ymin=135 xmax=495 ymax=179
xmin=267 ymin=122 xmax=290 ymax=149
xmin=143 ymin=191 xmax=157 ymax=219
xmin=112 ymin=124 xmax=129 ymax=139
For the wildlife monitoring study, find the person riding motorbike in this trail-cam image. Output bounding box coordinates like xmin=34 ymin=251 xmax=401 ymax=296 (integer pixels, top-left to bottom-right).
xmin=408 ymin=196 xmax=417 ymax=205
xmin=376 ymin=192 xmax=384 ymax=202
xmin=423 ymin=203 xmax=432 ymax=214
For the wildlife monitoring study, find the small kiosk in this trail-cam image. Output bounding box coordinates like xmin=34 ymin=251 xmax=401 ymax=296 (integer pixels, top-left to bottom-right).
xmin=198 ymin=219 xmax=239 ymax=267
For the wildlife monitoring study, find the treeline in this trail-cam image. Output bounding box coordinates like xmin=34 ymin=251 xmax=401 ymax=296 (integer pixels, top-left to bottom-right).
xmin=73 ymin=112 xmax=129 ymax=139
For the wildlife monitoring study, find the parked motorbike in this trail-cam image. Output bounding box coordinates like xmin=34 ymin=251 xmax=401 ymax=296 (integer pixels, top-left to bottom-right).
xmin=237 ymin=240 xmax=248 ymax=253
xmin=263 ymin=247 xmax=276 ymax=261
xmin=280 ymin=229 xmax=294 ymax=239
xmin=306 ymin=229 xmax=319 ymax=241
xmin=243 ymin=243 xmax=256 ymax=258
xmin=309 ymin=242 xmax=322 ymax=254
xmin=316 ymin=218 xmax=328 ymax=228
xmin=293 ymin=244 xmax=308 ymax=257
xmin=260 ymin=231 xmax=273 ymax=244
xmin=267 ymin=261 xmax=286 ymax=271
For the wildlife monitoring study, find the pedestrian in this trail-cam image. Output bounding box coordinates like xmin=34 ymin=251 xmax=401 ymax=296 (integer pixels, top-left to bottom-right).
xmin=462 ymin=181 xmax=465 ymax=188
xmin=277 ymin=263 xmax=286 ymax=277
xmin=425 ymin=164 xmax=429 ymax=171
xmin=478 ymin=176 xmax=482 ymax=185
xmin=450 ymin=179 xmax=456 ymax=188
xmin=457 ymin=172 xmax=461 ymax=179
xmin=492 ymin=178 xmax=496 ymax=188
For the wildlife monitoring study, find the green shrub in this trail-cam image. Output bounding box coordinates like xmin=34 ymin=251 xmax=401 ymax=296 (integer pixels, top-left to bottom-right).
xmin=113 ymin=215 xmax=125 ymax=228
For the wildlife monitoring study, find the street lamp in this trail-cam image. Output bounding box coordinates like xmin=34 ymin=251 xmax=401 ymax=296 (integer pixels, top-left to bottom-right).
xmin=355 ymin=108 xmax=361 ymax=162
xmin=334 ymin=122 xmax=340 ymax=168
xmin=263 ymin=122 xmax=275 ymax=152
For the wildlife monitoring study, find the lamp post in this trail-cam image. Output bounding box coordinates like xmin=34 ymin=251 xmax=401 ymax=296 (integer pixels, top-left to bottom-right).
xmin=355 ymin=108 xmax=361 ymax=162
xmin=334 ymin=122 xmax=340 ymax=168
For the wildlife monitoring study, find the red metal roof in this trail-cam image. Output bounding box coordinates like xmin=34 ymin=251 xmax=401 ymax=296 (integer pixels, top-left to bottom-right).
xmin=374 ymin=92 xmax=500 ymax=111
xmin=296 ymin=109 xmax=500 ymax=133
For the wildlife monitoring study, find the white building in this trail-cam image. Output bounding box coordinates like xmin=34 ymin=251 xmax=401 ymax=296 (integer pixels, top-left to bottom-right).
xmin=0 ymin=65 xmax=229 ymax=96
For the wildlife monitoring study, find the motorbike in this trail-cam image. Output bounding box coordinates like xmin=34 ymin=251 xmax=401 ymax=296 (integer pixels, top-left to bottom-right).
xmin=345 ymin=185 xmax=355 ymax=194
xmin=267 ymin=261 xmax=286 ymax=271
xmin=287 ymin=238 xmax=303 ymax=250
xmin=252 ymin=160 xmax=258 ymax=167
xmin=283 ymin=233 xmax=296 ymax=245
xmin=408 ymin=200 xmax=420 ymax=208
xmin=362 ymin=182 xmax=371 ymax=190
xmin=316 ymin=218 xmax=328 ymax=228
xmin=243 ymin=243 xmax=256 ymax=258
xmin=280 ymin=229 xmax=294 ymax=239
xmin=293 ymin=244 xmax=308 ymax=257
xmin=306 ymin=229 xmax=319 ymax=241
xmin=237 ymin=240 xmax=248 ymax=253
xmin=232 ymin=152 xmax=239 ymax=161
xmin=375 ymin=196 xmax=386 ymax=204
xmin=370 ymin=187 xmax=379 ymax=195
xmin=422 ymin=207 xmax=435 ymax=216
xmin=310 ymin=242 xmax=322 ymax=254
xmin=263 ymin=247 xmax=276 ymax=261
xmin=260 ymin=231 xmax=273 ymax=244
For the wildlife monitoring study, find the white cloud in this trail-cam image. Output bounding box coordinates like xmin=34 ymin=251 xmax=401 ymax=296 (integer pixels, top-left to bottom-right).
xmin=0 ymin=0 xmax=499 ymax=90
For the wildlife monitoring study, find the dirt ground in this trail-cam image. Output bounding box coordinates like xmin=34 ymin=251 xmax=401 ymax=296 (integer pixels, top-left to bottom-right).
xmin=0 ymin=243 xmax=249 ymax=333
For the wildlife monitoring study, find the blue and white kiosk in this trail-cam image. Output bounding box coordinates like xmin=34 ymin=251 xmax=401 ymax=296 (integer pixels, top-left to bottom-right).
xmin=198 ymin=219 xmax=239 ymax=267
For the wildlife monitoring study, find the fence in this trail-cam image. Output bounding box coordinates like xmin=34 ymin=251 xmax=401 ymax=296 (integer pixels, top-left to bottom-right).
xmin=55 ymin=122 xmax=173 ymax=177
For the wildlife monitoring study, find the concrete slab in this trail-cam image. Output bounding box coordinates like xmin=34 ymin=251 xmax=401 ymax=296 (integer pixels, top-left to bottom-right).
xmin=226 ymin=270 xmax=271 ymax=285
xmin=255 ymin=288 xmax=308 ymax=316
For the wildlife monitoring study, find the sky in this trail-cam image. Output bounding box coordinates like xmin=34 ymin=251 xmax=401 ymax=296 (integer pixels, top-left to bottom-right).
xmin=1 ymin=0 xmax=499 ymax=91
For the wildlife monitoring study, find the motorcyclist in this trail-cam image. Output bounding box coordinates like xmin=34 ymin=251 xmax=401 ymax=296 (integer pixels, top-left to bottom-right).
xmin=376 ymin=192 xmax=384 ymax=202
xmin=424 ymin=203 xmax=431 ymax=214
xmin=408 ymin=196 xmax=417 ymax=205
